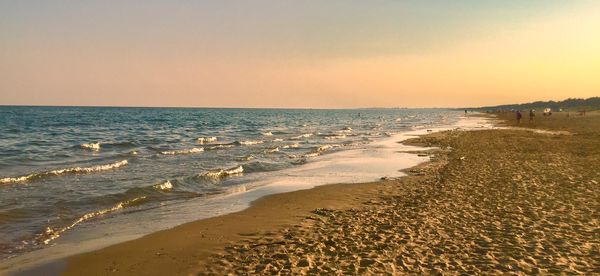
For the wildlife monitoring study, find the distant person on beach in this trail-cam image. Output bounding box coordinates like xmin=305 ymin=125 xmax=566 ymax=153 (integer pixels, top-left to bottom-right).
xmin=516 ymin=111 xmax=522 ymax=124
xmin=465 ymin=110 xmax=468 ymax=117
xmin=529 ymin=110 xmax=535 ymax=122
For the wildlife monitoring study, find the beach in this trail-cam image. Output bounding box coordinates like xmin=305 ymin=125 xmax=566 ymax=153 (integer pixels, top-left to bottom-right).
xmin=49 ymin=112 xmax=599 ymax=275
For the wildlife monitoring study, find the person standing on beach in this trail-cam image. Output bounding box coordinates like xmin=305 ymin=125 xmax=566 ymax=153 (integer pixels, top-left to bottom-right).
xmin=516 ymin=110 xmax=522 ymax=124
xmin=529 ymin=109 xmax=535 ymax=122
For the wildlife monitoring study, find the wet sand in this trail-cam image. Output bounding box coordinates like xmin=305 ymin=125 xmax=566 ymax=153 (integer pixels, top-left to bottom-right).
xmin=51 ymin=113 xmax=600 ymax=274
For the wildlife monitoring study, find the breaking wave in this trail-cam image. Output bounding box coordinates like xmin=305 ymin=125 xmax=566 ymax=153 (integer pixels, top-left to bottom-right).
xmin=264 ymin=147 xmax=280 ymax=153
xmin=324 ymin=134 xmax=347 ymax=140
xmin=302 ymin=145 xmax=340 ymax=158
xmin=160 ymin=147 xmax=204 ymax=155
xmin=197 ymin=165 xmax=244 ymax=179
xmin=80 ymin=142 xmax=100 ymax=151
xmin=0 ymin=160 xmax=129 ymax=184
xmin=206 ymin=144 xmax=235 ymax=150
xmin=39 ymin=196 xmax=147 ymax=245
xmin=197 ymin=137 xmax=217 ymax=144
xmin=153 ymin=180 xmax=173 ymax=191
xmin=282 ymin=143 xmax=300 ymax=149
xmin=291 ymin=133 xmax=313 ymax=140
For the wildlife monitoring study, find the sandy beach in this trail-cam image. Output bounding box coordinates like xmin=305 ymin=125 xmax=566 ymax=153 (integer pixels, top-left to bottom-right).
xmin=20 ymin=113 xmax=599 ymax=275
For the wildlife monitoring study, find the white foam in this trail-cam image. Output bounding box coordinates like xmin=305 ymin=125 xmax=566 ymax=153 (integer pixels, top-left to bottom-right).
xmin=153 ymin=180 xmax=173 ymax=191
xmin=41 ymin=196 xmax=147 ymax=245
xmin=160 ymin=147 xmax=204 ymax=155
xmin=196 ymin=137 xmax=217 ymax=144
xmin=282 ymin=143 xmax=300 ymax=149
xmin=261 ymin=131 xmax=273 ymax=136
xmin=264 ymin=147 xmax=280 ymax=153
xmin=302 ymin=144 xmax=340 ymax=158
xmin=206 ymin=144 xmax=235 ymax=150
xmin=0 ymin=160 xmax=129 ymax=184
xmin=325 ymin=134 xmax=346 ymax=140
xmin=273 ymin=138 xmax=284 ymax=142
xmin=291 ymin=133 xmax=313 ymax=140
xmin=80 ymin=142 xmax=100 ymax=151
xmin=238 ymin=140 xmax=264 ymax=146
xmin=198 ymin=165 xmax=244 ymax=179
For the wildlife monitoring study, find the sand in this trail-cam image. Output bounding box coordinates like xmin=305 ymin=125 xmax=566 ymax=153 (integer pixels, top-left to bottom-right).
xmin=54 ymin=113 xmax=600 ymax=274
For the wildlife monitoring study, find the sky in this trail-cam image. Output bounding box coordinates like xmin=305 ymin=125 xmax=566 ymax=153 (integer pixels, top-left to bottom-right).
xmin=1 ymin=1 xmax=599 ymax=108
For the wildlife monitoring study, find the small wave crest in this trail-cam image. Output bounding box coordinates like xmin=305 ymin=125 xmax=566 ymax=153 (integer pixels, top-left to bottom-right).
xmin=160 ymin=147 xmax=204 ymax=155
xmin=261 ymin=131 xmax=273 ymax=136
xmin=0 ymin=160 xmax=129 ymax=184
xmin=324 ymin=134 xmax=347 ymax=140
xmin=197 ymin=165 xmax=244 ymax=179
xmin=39 ymin=196 xmax=147 ymax=245
xmin=197 ymin=137 xmax=217 ymax=144
xmin=153 ymin=180 xmax=173 ymax=191
xmin=206 ymin=144 xmax=235 ymax=150
xmin=302 ymin=144 xmax=340 ymax=158
xmin=264 ymin=147 xmax=280 ymax=153
xmin=239 ymin=155 xmax=254 ymax=161
xmin=282 ymin=143 xmax=300 ymax=149
xmin=291 ymin=133 xmax=313 ymax=140
xmin=80 ymin=142 xmax=100 ymax=151
xmin=235 ymin=140 xmax=264 ymax=146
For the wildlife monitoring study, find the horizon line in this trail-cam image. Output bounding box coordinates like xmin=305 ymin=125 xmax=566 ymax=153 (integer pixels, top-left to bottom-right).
xmin=0 ymin=104 xmax=466 ymax=110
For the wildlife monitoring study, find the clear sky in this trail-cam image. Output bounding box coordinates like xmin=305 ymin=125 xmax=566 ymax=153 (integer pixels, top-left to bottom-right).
xmin=1 ymin=1 xmax=599 ymax=108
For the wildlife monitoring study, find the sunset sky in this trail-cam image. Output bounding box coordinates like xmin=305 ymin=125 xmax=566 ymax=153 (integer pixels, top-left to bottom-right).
xmin=1 ymin=1 xmax=599 ymax=108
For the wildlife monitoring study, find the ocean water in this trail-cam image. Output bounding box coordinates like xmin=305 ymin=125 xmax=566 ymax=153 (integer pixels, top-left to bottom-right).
xmin=0 ymin=106 xmax=460 ymax=260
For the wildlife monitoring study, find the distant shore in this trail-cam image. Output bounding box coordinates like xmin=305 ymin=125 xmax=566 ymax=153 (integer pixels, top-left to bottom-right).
xmin=10 ymin=112 xmax=600 ymax=275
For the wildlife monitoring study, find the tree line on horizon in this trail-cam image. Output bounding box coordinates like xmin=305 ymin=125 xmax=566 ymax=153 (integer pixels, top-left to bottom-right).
xmin=471 ymin=97 xmax=600 ymax=112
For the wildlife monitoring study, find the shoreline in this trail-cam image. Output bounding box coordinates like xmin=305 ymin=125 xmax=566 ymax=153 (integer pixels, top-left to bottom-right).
xmin=10 ymin=112 xmax=599 ymax=274
xmin=59 ymin=129 xmax=462 ymax=276
xmin=3 ymin=115 xmax=488 ymax=275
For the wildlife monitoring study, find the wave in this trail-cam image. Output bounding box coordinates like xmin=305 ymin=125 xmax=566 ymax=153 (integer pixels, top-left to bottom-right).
xmin=235 ymin=140 xmax=264 ymax=146
xmin=80 ymin=142 xmax=100 ymax=151
xmin=291 ymin=133 xmax=313 ymax=140
xmin=302 ymin=144 xmax=340 ymax=158
xmin=264 ymin=147 xmax=279 ymax=153
xmin=153 ymin=180 xmax=173 ymax=191
xmin=197 ymin=137 xmax=217 ymax=144
xmin=206 ymin=144 xmax=235 ymax=150
xmin=239 ymin=155 xmax=254 ymax=161
xmin=0 ymin=160 xmax=129 ymax=184
xmin=102 ymin=141 xmax=137 ymax=149
xmin=261 ymin=131 xmax=273 ymax=136
xmin=160 ymin=147 xmax=204 ymax=155
xmin=197 ymin=165 xmax=244 ymax=179
xmin=273 ymin=138 xmax=284 ymax=142
xmin=324 ymin=134 xmax=347 ymax=140
xmin=282 ymin=143 xmax=300 ymax=149
xmin=39 ymin=196 xmax=147 ymax=245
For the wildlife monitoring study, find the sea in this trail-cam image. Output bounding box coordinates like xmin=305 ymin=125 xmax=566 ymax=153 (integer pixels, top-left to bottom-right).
xmin=0 ymin=106 xmax=462 ymax=263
